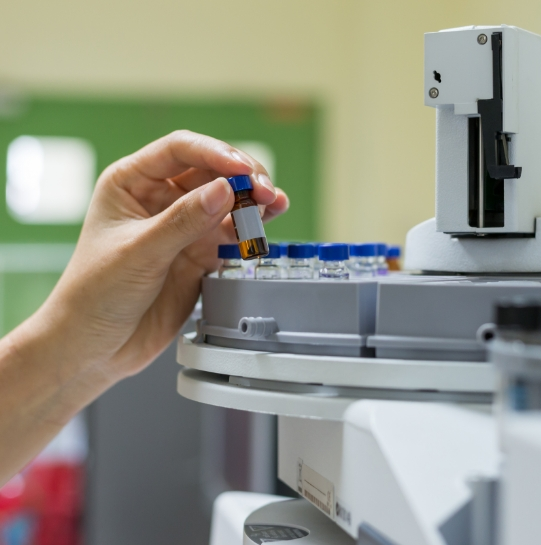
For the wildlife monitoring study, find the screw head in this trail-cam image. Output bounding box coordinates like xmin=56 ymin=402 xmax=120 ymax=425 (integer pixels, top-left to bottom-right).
xmin=429 ymin=87 xmax=439 ymax=99
xmin=478 ymin=34 xmax=488 ymax=45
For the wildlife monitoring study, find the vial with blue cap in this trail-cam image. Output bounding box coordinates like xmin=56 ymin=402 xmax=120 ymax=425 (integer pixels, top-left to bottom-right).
xmin=228 ymin=175 xmax=269 ymax=260
xmin=255 ymin=243 xmax=281 ymax=280
xmin=312 ymin=243 xmax=323 ymax=278
xmin=278 ymin=242 xmax=290 ymax=278
xmin=318 ymin=243 xmax=350 ymax=280
xmin=218 ymin=244 xmax=245 ymax=279
xmin=375 ymin=243 xmax=389 ymax=276
xmin=386 ymin=245 xmax=401 ymax=271
xmin=349 ymin=243 xmax=377 ymax=277
xmin=287 ymin=244 xmax=315 ymax=279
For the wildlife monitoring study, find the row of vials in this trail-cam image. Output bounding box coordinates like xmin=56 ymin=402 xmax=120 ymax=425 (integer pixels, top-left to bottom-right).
xmin=218 ymin=242 xmax=401 ymax=280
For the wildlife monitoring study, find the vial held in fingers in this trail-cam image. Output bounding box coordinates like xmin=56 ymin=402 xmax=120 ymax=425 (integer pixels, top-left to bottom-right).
xmin=227 ymin=175 xmax=269 ymax=260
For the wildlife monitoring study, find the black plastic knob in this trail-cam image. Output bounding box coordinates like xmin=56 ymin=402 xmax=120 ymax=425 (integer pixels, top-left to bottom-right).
xmin=496 ymin=298 xmax=541 ymax=331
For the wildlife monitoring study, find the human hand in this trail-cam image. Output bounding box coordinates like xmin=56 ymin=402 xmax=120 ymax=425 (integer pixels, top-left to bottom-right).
xmin=30 ymin=130 xmax=289 ymax=396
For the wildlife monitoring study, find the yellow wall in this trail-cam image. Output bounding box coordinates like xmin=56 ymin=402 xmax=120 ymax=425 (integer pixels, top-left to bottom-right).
xmin=1 ymin=0 xmax=540 ymax=246
xmin=338 ymin=1 xmax=541 ymax=247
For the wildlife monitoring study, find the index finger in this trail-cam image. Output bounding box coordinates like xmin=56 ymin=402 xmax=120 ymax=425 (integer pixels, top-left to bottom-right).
xmin=122 ymin=130 xmax=254 ymax=183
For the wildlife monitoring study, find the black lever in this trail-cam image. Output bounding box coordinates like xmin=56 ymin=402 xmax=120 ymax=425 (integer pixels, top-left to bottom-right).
xmin=477 ymin=32 xmax=522 ymax=180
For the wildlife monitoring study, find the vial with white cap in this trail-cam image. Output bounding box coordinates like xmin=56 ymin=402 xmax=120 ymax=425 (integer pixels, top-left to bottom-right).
xmin=227 ymin=175 xmax=269 ymax=260
xmin=255 ymin=244 xmax=281 ymax=279
xmin=218 ymin=244 xmax=245 ymax=279
xmin=349 ymin=243 xmax=377 ymax=277
xmin=318 ymin=243 xmax=350 ymax=280
xmin=375 ymin=243 xmax=389 ymax=276
xmin=287 ymin=244 xmax=315 ymax=279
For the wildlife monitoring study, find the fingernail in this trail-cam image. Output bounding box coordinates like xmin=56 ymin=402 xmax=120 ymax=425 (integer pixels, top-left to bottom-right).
xmin=231 ymin=151 xmax=253 ymax=168
xmin=258 ymin=173 xmax=276 ymax=197
xmin=280 ymin=189 xmax=290 ymax=210
xmin=201 ymin=178 xmax=232 ymax=215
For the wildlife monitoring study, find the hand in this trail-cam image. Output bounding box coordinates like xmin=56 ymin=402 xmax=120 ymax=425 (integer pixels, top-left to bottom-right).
xmin=0 ymin=130 xmax=290 ymax=483
xmin=22 ymin=130 xmax=289 ymax=402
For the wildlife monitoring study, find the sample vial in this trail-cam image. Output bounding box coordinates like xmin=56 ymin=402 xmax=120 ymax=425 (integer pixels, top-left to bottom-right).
xmin=493 ymin=299 xmax=541 ymax=413
xmin=278 ymin=242 xmax=290 ymax=278
xmin=255 ymin=244 xmax=281 ymax=279
xmin=386 ymin=245 xmax=402 ymax=271
xmin=349 ymin=243 xmax=377 ymax=277
xmin=375 ymin=243 xmax=389 ymax=276
xmin=287 ymin=244 xmax=315 ymax=279
xmin=312 ymin=243 xmax=323 ymax=278
xmin=227 ymin=175 xmax=269 ymax=260
xmin=218 ymin=244 xmax=245 ymax=279
xmin=318 ymin=243 xmax=350 ymax=280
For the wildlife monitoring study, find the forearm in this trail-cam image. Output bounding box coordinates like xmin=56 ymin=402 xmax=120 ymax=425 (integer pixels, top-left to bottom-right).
xmin=0 ymin=130 xmax=286 ymax=486
xmin=0 ymin=305 xmax=110 ymax=484
xmin=0 ymin=260 xmax=204 ymax=485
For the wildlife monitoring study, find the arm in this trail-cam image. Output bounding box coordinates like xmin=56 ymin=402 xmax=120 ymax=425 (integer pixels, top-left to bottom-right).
xmin=0 ymin=130 xmax=289 ymax=484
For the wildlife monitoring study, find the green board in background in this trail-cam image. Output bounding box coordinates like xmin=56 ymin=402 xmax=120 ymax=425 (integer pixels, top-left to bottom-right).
xmin=0 ymin=97 xmax=320 ymax=243
xmin=0 ymin=96 xmax=321 ymax=333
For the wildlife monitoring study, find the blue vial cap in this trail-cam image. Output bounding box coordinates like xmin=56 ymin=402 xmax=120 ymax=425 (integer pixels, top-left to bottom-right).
xmin=218 ymin=244 xmax=241 ymax=259
xmin=374 ymin=243 xmax=387 ymax=256
xmin=288 ymin=243 xmax=315 ymax=259
xmin=279 ymin=242 xmax=289 ymax=257
xmin=266 ymin=244 xmax=281 ymax=259
xmin=227 ymin=175 xmax=253 ymax=192
xmin=387 ymin=245 xmax=401 ymax=258
xmin=350 ymin=243 xmax=378 ymax=257
xmin=319 ymin=243 xmax=349 ymax=261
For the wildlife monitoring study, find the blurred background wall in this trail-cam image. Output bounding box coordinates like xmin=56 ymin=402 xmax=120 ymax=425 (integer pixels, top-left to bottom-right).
xmin=3 ymin=0 xmax=541 ymax=245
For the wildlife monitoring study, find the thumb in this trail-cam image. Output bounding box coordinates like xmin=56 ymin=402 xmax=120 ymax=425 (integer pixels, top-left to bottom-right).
xmin=148 ymin=177 xmax=234 ymax=256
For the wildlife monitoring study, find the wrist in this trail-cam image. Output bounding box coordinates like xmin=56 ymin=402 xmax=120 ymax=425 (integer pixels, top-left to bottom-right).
xmin=7 ymin=301 xmax=113 ymax=424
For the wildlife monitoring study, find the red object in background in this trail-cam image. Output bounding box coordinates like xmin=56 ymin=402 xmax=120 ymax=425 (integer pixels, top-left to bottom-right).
xmin=0 ymin=462 xmax=84 ymax=545
xmin=27 ymin=463 xmax=84 ymax=545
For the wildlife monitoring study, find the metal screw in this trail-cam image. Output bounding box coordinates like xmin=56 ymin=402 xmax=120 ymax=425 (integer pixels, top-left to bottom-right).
xmin=478 ymin=34 xmax=488 ymax=45
xmin=429 ymin=87 xmax=439 ymax=99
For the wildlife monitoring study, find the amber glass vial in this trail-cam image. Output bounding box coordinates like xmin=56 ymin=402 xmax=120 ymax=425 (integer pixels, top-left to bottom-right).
xmin=227 ymin=175 xmax=269 ymax=260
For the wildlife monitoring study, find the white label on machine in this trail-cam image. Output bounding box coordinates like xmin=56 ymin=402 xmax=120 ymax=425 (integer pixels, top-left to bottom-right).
xmin=231 ymin=206 xmax=265 ymax=242
xmin=297 ymin=459 xmax=335 ymax=519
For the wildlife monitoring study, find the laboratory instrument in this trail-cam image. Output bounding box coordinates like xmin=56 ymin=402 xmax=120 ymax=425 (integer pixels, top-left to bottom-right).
xmin=177 ymin=24 xmax=541 ymax=545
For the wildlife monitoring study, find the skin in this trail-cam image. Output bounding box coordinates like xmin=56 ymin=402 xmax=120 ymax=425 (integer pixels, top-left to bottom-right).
xmin=0 ymin=130 xmax=289 ymax=485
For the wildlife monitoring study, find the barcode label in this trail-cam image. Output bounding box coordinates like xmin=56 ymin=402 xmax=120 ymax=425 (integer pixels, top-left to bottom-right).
xmin=298 ymin=459 xmax=334 ymax=520
xmin=304 ymin=489 xmax=332 ymax=516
